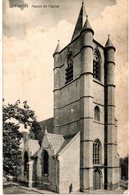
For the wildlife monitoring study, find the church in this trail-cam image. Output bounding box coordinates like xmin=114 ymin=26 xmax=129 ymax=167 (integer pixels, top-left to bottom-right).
xmin=19 ymin=2 xmax=120 ymax=193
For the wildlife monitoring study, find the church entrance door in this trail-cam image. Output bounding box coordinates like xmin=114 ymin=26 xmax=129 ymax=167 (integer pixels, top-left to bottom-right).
xmin=93 ymin=169 xmax=102 ymax=190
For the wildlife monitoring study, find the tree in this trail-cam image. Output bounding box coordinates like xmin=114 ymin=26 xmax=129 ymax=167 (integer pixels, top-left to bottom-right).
xmin=3 ymin=99 xmax=41 ymax=177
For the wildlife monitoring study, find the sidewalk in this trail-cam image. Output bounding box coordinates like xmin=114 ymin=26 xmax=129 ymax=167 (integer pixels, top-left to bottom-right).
xmin=12 ymin=183 xmax=56 ymax=194
xmin=72 ymin=189 xmax=125 ymax=194
xmin=17 ymin=185 xmax=125 ymax=194
xmin=4 ymin=182 xmax=126 ymax=194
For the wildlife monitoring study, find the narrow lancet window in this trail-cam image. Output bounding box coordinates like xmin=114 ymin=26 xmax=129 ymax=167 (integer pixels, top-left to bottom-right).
xmin=93 ymin=139 xmax=101 ymax=164
xmin=94 ymin=106 xmax=100 ymax=121
xmin=93 ymin=49 xmax=100 ymax=80
xmin=65 ymin=51 xmax=73 ymax=84
xmin=42 ymin=150 xmax=49 ymax=175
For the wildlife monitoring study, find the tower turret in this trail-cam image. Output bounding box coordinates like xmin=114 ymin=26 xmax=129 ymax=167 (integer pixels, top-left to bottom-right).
xmin=80 ymin=14 xmax=94 ymax=191
xmin=80 ymin=15 xmax=94 ymax=75
xmin=104 ymin=35 xmax=119 ymax=189
xmin=105 ymin=35 xmax=116 ymax=85
xmin=53 ymin=40 xmax=61 ymax=56
xmin=53 ymin=40 xmax=61 ymax=108
xmin=53 ymin=40 xmax=61 ymax=66
xmin=82 ymin=15 xmax=94 ymax=35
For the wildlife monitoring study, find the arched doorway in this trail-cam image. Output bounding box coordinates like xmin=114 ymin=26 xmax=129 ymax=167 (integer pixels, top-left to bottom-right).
xmin=93 ymin=169 xmax=102 ymax=190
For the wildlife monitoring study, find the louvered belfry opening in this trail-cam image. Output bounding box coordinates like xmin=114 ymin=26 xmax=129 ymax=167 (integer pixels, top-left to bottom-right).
xmin=93 ymin=49 xmax=100 ymax=80
xmin=65 ymin=51 xmax=73 ymax=84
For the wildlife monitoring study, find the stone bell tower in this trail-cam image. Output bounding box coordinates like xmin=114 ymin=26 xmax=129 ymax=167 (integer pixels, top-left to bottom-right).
xmin=53 ymin=1 xmax=120 ymax=191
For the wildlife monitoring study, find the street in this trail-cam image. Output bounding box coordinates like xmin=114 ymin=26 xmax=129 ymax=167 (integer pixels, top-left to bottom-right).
xmin=3 ymin=184 xmax=40 ymax=194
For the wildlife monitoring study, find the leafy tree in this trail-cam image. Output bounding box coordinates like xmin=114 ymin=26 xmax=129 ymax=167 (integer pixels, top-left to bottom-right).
xmin=3 ymin=99 xmax=41 ymax=177
xmin=3 ymin=122 xmax=22 ymax=176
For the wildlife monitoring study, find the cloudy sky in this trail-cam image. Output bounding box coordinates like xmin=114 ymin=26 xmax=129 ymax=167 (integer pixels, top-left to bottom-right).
xmin=3 ymin=0 xmax=128 ymax=157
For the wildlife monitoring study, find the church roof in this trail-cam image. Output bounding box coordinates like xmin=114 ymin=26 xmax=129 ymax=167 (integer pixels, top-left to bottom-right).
xmin=105 ymin=35 xmax=116 ymax=50
xmin=47 ymin=132 xmax=65 ymax=154
xmin=40 ymin=117 xmax=54 ymax=134
xmin=53 ymin=40 xmax=61 ymax=55
xmin=56 ymin=138 xmax=72 ymax=155
xmin=56 ymin=132 xmax=80 ymax=156
xmin=42 ymin=128 xmax=80 ymax=156
xmin=71 ymin=2 xmax=87 ymax=41
xmin=28 ymin=129 xmax=80 ymax=157
xmin=28 ymin=139 xmax=40 ymax=156
xmin=82 ymin=15 xmax=94 ymax=34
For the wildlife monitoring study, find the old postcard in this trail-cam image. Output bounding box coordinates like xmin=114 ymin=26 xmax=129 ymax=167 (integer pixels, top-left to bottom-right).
xmin=3 ymin=0 xmax=128 ymax=194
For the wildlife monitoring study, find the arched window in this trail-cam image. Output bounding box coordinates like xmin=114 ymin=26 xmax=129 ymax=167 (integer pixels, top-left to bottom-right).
xmin=24 ymin=151 xmax=29 ymax=175
xmin=65 ymin=51 xmax=73 ymax=84
xmin=93 ymin=49 xmax=100 ymax=80
xmin=94 ymin=106 xmax=100 ymax=121
xmin=93 ymin=139 xmax=101 ymax=164
xmin=42 ymin=150 xmax=49 ymax=175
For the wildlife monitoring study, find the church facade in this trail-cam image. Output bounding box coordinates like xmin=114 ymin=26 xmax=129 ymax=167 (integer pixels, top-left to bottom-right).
xmin=19 ymin=2 xmax=120 ymax=193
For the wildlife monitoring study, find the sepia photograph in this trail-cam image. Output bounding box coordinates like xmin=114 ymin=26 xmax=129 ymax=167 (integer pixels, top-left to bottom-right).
xmin=3 ymin=0 xmax=128 ymax=194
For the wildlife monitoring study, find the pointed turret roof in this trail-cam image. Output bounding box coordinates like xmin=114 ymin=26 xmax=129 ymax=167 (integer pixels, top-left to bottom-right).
xmin=53 ymin=40 xmax=61 ymax=55
xmin=105 ymin=35 xmax=116 ymax=51
xmin=82 ymin=15 xmax=94 ymax=34
xmin=71 ymin=1 xmax=87 ymax=41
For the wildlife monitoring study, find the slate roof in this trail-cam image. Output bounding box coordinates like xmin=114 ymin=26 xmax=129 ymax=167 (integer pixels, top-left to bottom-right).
xmin=82 ymin=15 xmax=94 ymax=34
xmin=71 ymin=2 xmax=87 ymax=41
xmin=57 ymin=132 xmax=80 ymax=156
xmin=39 ymin=117 xmax=54 ymax=133
xmin=56 ymin=138 xmax=72 ymax=155
xmin=105 ymin=35 xmax=116 ymax=50
xmin=53 ymin=40 xmax=61 ymax=55
xmin=47 ymin=133 xmax=65 ymax=154
xmin=26 ymin=129 xmax=80 ymax=158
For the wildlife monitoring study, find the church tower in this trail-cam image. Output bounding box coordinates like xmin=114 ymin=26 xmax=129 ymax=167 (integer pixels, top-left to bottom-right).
xmin=53 ymin=2 xmax=120 ymax=191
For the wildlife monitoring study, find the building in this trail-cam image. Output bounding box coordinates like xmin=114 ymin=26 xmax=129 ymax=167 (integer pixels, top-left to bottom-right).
xmin=20 ymin=2 xmax=120 ymax=193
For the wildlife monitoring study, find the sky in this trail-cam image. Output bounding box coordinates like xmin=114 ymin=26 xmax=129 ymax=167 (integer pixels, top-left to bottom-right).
xmin=3 ymin=0 xmax=128 ymax=157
